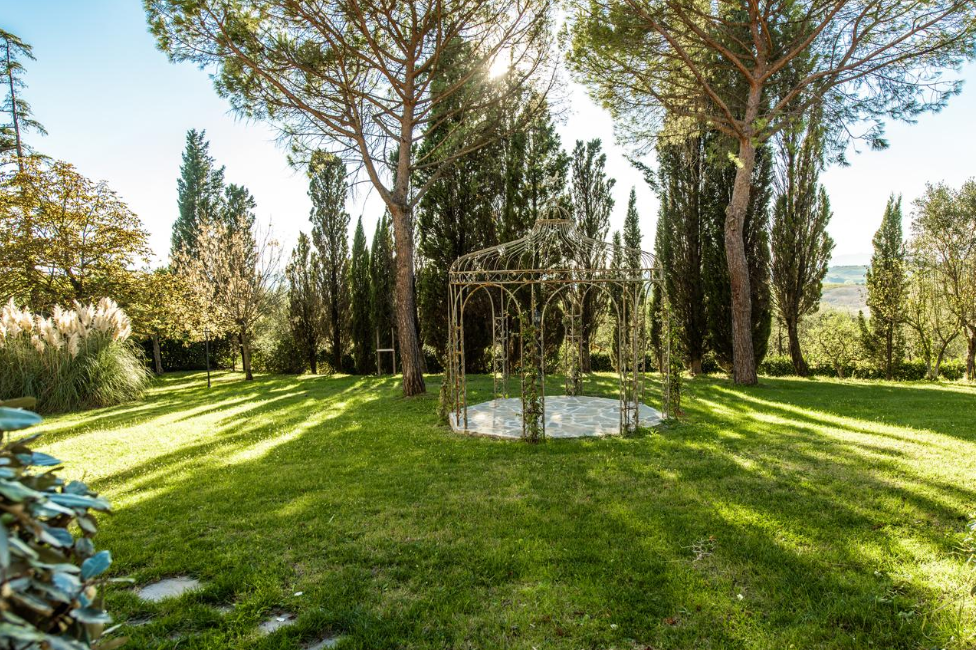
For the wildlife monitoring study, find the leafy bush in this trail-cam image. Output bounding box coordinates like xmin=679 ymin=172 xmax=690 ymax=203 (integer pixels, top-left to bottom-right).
xmin=0 ymin=403 xmax=125 ymax=649
xmin=138 ymin=335 xmax=234 ymax=372
xmin=0 ymin=299 xmax=151 ymax=413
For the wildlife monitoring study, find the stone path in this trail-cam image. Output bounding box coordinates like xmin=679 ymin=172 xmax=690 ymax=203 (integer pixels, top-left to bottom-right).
xmin=136 ymin=577 xmax=201 ymax=602
xmin=449 ymin=395 xmax=662 ymax=439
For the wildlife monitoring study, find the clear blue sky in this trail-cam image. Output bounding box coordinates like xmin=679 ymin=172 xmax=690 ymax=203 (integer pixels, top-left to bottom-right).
xmin=5 ymin=0 xmax=976 ymax=266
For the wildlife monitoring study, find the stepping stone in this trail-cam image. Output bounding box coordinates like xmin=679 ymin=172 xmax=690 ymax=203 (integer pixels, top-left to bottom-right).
xmin=306 ymin=637 xmax=341 ymax=649
xmin=258 ymin=611 xmax=296 ymax=635
xmin=136 ymin=577 xmax=202 ymax=602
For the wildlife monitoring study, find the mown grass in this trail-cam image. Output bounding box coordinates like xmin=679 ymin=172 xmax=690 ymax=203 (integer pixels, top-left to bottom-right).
xmin=33 ymin=371 xmax=976 ymax=649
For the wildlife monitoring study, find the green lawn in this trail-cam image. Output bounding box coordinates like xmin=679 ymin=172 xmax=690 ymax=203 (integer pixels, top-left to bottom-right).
xmin=32 ymin=372 xmax=976 ymax=649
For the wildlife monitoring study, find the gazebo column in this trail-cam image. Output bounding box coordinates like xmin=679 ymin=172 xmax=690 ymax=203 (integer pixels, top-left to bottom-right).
xmin=563 ymin=287 xmax=582 ymax=396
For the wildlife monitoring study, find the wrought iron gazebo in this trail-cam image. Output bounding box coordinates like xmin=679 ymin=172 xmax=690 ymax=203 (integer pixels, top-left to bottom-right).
xmin=446 ymin=216 xmax=675 ymax=439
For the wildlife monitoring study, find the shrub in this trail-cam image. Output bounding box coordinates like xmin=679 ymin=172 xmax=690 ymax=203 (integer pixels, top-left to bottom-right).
xmin=0 ymin=299 xmax=151 ymax=413
xmin=0 ymin=403 xmax=125 ymax=649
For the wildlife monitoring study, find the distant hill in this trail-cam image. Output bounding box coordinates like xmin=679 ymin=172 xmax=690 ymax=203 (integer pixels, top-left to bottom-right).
xmin=821 ymin=284 xmax=867 ymax=313
xmin=824 ymin=265 xmax=867 ymax=285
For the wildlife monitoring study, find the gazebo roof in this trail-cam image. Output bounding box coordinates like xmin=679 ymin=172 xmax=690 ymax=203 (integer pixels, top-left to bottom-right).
xmin=449 ymin=218 xmax=655 ymax=286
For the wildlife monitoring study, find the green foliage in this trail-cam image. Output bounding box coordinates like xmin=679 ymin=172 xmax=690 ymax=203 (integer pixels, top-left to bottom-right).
xmin=286 ymin=232 xmax=323 ymax=374
xmin=370 ymin=213 xmax=396 ymax=349
xmin=770 ymin=113 xmax=835 ymax=375
xmin=172 ymin=129 xmax=225 ymax=259
xmin=570 ymin=138 xmax=614 ymax=371
xmin=308 ymin=151 xmax=350 ymax=371
xmin=349 ymin=218 xmax=373 ymax=374
xmin=0 ymin=405 xmax=124 ymax=650
xmin=0 ymin=299 xmax=151 ymax=413
xmin=862 ymin=195 xmax=907 ymax=378
xmin=653 ymin=137 xmax=708 ymax=373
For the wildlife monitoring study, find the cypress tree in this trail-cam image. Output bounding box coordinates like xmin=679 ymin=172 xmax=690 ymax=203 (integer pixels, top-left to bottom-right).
xmin=286 ymin=232 xmax=322 ymax=373
xmin=349 ymin=217 xmax=373 ymax=374
xmin=770 ymin=117 xmax=834 ymax=376
xmin=653 ymin=139 xmax=708 ymax=375
xmin=224 ymin=183 xmax=256 ymax=232
xmin=570 ymin=138 xmax=615 ymax=372
xmin=370 ymin=212 xmax=397 ymax=364
xmin=308 ymin=150 xmax=350 ymax=372
xmin=172 ymin=129 xmax=224 ymax=259
xmin=861 ymin=195 xmax=907 ymax=379
xmin=623 ymin=187 xmax=643 ymax=268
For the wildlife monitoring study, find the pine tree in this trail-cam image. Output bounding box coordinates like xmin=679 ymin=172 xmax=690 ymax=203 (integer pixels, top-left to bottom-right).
xmin=286 ymin=232 xmax=322 ymax=373
xmin=172 ymin=129 xmax=224 ymax=259
xmin=570 ymin=138 xmax=615 ymax=372
xmin=702 ymin=141 xmax=774 ymax=371
xmin=308 ymin=150 xmax=350 ymax=372
xmin=370 ymin=212 xmax=397 ymax=365
xmin=0 ymin=29 xmax=47 ymax=169
xmin=349 ymin=217 xmax=373 ymax=374
xmin=861 ymin=195 xmax=907 ymax=379
xmin=653 ymin=138 xmax=709 ymax=375
xmin=770 ymin=118 xmax=835 ymax=376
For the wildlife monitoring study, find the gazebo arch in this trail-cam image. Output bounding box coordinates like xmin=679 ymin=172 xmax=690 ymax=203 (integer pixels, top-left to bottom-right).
xmin=446 ymin=216 xmax=675 ymax=439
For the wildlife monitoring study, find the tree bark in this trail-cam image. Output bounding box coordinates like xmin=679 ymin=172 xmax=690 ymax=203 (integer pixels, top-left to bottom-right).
xmin=310 ymin=351 xmax=317 ymax=375
xmin=725 ymin=137 xmax=758 ymax=385
xmin=151 ymin=334 xmax=163 ymax=375
xmin=786 ymin=318 xmax=809 ymax=376
xmin=388 ymin=201 xmax=426 ymax=396
xmin=689 ymin=356 xmax=703 ymax=375
xmin=241 ymin=331 xmax=254 ymax=381
xmin=966 ymin=327 xmax=976 ymax=381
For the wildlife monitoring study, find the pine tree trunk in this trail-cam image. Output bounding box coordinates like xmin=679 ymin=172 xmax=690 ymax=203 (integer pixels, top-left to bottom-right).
xmin=151 ymin=334 xmax=163 ymax=375
xmin=725 ymin=137 xmax=758 ymax=385
xmin=241 ymin=332 xmax=253 ymax=381
xmin=388 ymin=201 xmax=426 ymax=396
xmin=966 ymin=327 xmax=976 ymax=381
xmin=689 ymin=356 xmax=703 ymax=375
xmin=786 ymin=318 xmax=809 ymax=376
xmin=885 ymin=326 xmax=894 ymax=380
xmin=580 ymin=327 xmax=592 ymax=373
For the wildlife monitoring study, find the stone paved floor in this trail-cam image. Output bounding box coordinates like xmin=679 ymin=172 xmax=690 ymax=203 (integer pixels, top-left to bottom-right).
xmin=449 ymin=395 xmax=661 ymax=439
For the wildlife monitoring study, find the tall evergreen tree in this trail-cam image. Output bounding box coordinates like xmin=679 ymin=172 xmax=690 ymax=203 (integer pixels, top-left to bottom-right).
xmin=286 ymin=232 xmax=322 ymax=373
xmin=498 ymin=97 xmax=570 ymax=241
xmin=702 ymin=142 xmax=774 ymax=371
xmin=653 ymin=138 xmax=708 ymax=374
xmin=308 ymin=150 xmax=350 ymax=372
xmin=0 ymin=29 xmax=46 ymax=168
xmin=570 ymin=138 xmax=615 ymax=371
xmin=224 ymin=183 xmax=256 ymax=232
xmin=370 ymin=212 xmax=397 ymax=365
xmin=770 ymin=118 xmax=835 ymax=375
xmin=623 ymin=187 xmax=643 ymax=268
xmin=415 ymin=43 xmax=502 ymax=364
xmin=349 ymin=217 xmax=373 ymax=374
xmin=172 ymin=129 xmax=224 ymax=259
xmin=861 ymin=195 xmax=907 ymax=379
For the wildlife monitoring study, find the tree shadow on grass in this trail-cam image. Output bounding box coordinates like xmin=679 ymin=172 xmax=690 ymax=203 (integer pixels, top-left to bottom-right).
xmin=45 ymin=373 xmax=976 ymax=650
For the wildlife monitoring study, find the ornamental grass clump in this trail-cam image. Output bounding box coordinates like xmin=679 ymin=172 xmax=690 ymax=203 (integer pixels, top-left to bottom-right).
xmin=0 ymin=299 xmax=150 ymax=413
